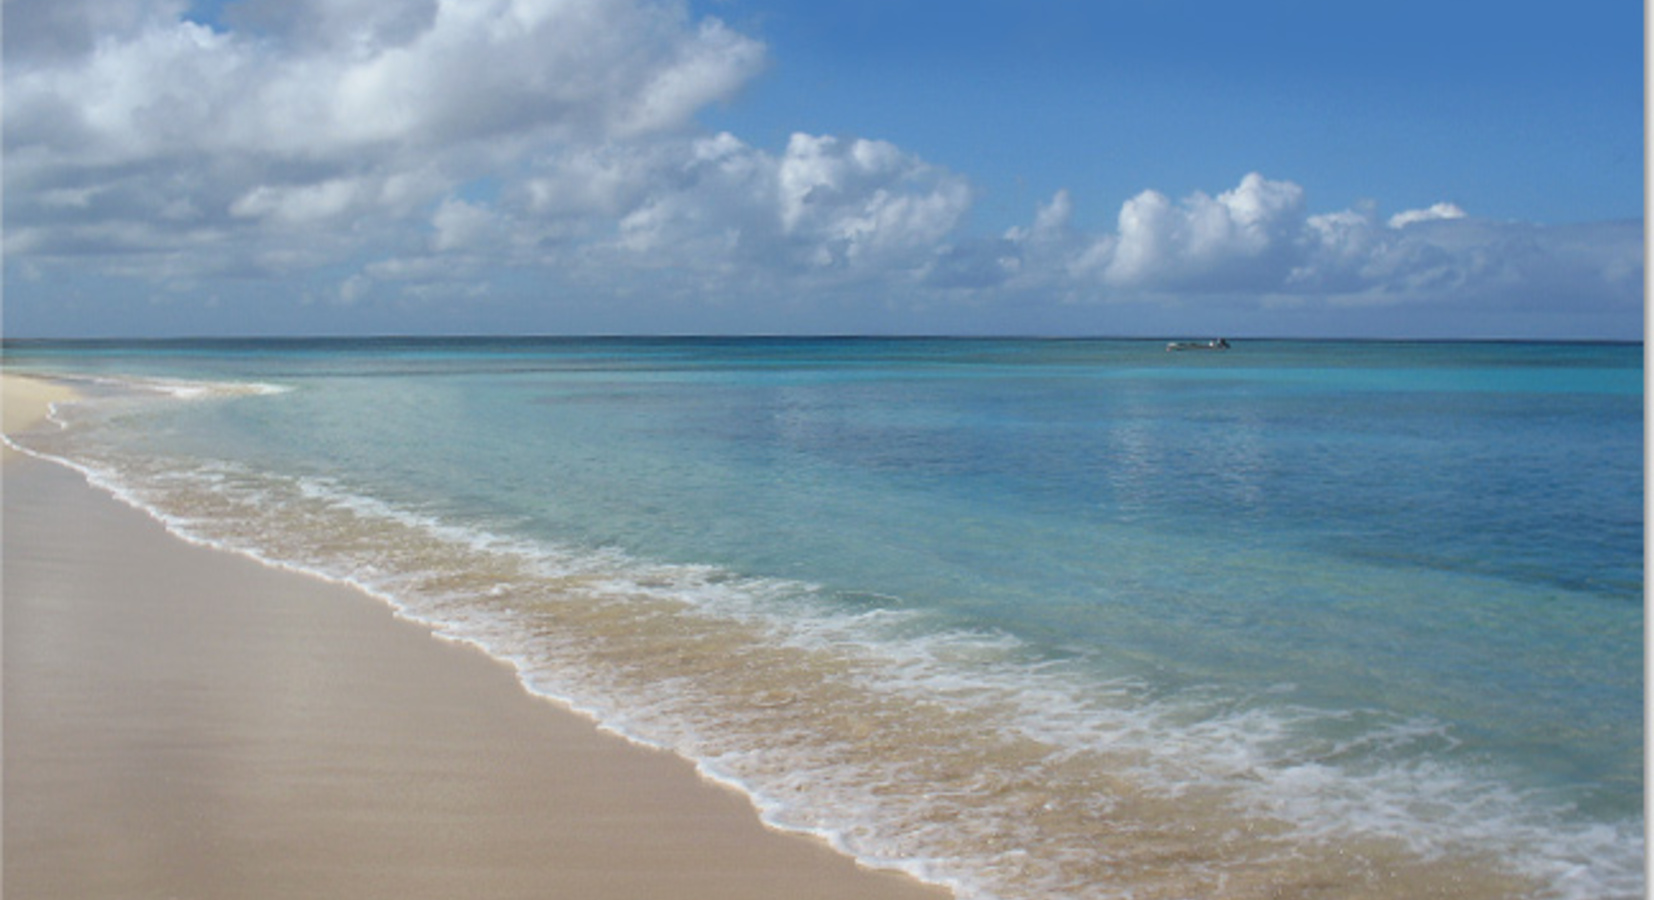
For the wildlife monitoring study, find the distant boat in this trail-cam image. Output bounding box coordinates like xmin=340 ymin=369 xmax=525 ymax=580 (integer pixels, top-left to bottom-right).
xmin=1166 ymin=339 xmax=1231 ymax=352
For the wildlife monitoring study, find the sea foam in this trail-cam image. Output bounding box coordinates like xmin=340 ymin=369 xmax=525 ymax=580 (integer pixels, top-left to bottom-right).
xmin=12 ymin=367 xmax=1642 ymax=900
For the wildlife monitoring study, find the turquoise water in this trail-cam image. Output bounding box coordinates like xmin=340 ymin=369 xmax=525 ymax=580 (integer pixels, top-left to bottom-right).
xmin=6 ymin=338 xmax=1643 ymax=898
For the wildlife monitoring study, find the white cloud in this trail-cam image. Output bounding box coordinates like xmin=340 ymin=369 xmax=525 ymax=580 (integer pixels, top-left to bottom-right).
xmin=1102 ymin=173 xmax=1306 ymax=289
xmin=1059 ymin=176 xmax=1640 ymax=318
xmin=1387 ymin=202 xmax=1468 ymax=229
xmin=618 ymin=18 xmax=767 ymax=137
xmin=502 ymin=130 xmax=971 ymax=281
xmin=779 ymin=135 xmax=970 ymax=269
xmin=777 ymin=134 xmax=931 ymax=237
xmin=1028 ymin=188 xmax=1075 ymax=238
xmin=4 ymin=0 xmax=764 ymax=273
xmin=1 ymin=1 xmax=1641 ymax=338
xmin=922 ymin=173 xmax=1640 ymax=334
xmin=430 ymin=198 xmax=505 ymax=253
xmin=230 ymin=179 xmax=368 ymax=224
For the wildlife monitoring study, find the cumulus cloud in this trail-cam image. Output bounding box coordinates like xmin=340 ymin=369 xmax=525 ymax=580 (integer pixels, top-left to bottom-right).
xmin=429 ymin=198 xmax=505 ymax=253
xmin=2 ymin=0 xmax=1641 ymax=337
xmin=362 ymin=129 xmax=971 ymax=298
xmin=1096 ymin=173 xmax=1306 ymax=289
xmin=981 ymin=175 xmax=1642 ymax=323
xmin=4 ymin=0 xmax=765 ymax=272
xmin=770 ymin=133 xmax=971 ymax=269
xmin=36 ymin=0 xmax=760 ymax=156
xmin=922 ymin=172 xmax=1639 ymax=331
xmin=1387 ymin=202 xmax=1467 ymax=229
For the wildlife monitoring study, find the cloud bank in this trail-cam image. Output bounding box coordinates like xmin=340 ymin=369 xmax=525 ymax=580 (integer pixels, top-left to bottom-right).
xmin=4 ymin=0 xmax=1642 ymax=337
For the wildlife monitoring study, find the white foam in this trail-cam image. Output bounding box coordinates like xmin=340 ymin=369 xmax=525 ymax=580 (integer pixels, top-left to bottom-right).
xmin=18 ymin=380 xmax=1644 ymax=900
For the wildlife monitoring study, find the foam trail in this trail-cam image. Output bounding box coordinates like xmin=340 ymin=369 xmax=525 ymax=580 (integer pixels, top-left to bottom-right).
xmin=7 ymin=368 xmax=1641 ymax=900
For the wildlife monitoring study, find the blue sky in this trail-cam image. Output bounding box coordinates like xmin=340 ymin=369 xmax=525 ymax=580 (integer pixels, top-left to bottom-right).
xmin=707 ymin=0 xmax=1642 ymax=228
xmin=3 ymin=0 xmax=1644 ymax=338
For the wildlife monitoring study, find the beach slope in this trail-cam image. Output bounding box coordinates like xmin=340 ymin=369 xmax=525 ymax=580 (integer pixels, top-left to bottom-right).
xmin=2 ymin=373 xmax=78 ymax=460
xmin=2 ymin=455 xmax=949 ymax=899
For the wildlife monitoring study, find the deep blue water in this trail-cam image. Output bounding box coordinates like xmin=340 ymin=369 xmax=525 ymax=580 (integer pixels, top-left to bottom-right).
xmin=6 ymin=337 xmax=1643 ymax=899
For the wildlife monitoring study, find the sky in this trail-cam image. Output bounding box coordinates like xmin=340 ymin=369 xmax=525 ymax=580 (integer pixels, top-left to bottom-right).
xmin=2 ymin=0 xmax=1645 ymax=339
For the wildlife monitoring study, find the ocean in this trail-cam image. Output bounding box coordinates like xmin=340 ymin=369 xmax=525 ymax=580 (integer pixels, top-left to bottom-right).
xmin=4 ymin=337 xmax=1643 ymax=899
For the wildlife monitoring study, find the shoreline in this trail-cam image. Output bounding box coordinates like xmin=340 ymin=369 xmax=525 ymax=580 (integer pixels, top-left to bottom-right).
xmin=1 ymin=372 xmax=80 ymax=461
xmin=2 ymin=425 xmax=949 ymax=897
xmin=3 ymin=362 xmax=1632 ymax=899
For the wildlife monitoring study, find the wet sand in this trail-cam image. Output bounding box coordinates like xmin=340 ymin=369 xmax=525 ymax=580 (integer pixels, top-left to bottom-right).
xmin=2 ymin=373 xmax=78 ymax=460
xmin=2 ymin=382 xmax=949 ymax=899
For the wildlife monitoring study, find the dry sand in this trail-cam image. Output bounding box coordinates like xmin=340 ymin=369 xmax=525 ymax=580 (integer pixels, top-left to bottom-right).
xmin=2 ymin=375 xmax=950 ymax=899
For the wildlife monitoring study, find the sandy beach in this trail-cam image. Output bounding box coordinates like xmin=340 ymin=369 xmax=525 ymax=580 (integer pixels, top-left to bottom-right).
xmin=2 ymin=373 xmax=78 ymax=461
xmin=2 ymin=375 xmax=949 ymax=900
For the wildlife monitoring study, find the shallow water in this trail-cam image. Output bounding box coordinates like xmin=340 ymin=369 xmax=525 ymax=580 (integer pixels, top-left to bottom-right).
xmin=6 ymin=338 xmax=1643 ymax=898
